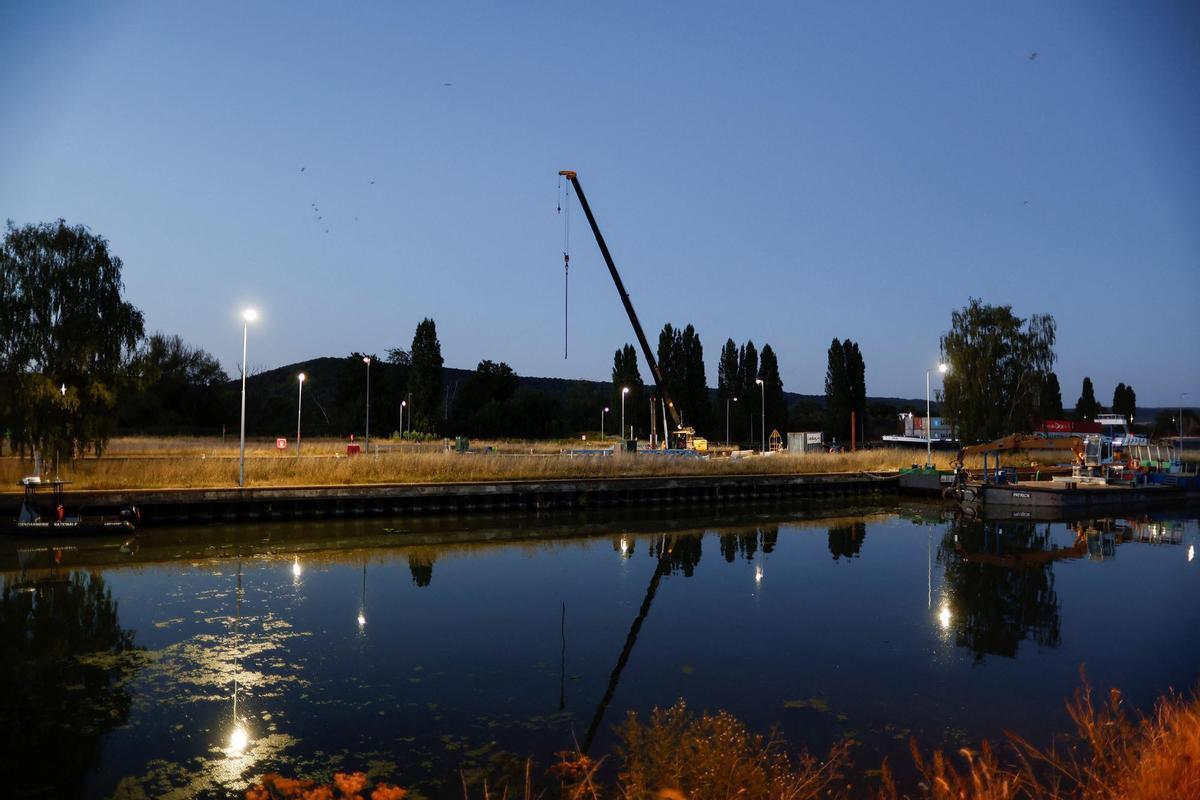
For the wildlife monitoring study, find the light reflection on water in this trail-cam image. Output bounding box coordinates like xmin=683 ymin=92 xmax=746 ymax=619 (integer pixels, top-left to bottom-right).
xmin=1 ymin=505 xmax=1197 ymax=798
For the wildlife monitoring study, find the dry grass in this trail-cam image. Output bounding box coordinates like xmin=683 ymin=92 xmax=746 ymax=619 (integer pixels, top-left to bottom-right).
xmin=244 ymin=675 xmax=1200 ymax=799
xmin=0 ymin=437 xmax=1072 ymax=491
xmin=879 ymin=671 xmax=1200 ymax=800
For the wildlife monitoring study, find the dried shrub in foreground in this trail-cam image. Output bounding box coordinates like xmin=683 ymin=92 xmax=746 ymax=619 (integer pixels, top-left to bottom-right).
xmin=616 ymin=700 xmax=849 ymax=800
xmin=246 ymin=771 xmax=406 ymax=800
xmin=880 ymin=670 xmax=1200 ymax=800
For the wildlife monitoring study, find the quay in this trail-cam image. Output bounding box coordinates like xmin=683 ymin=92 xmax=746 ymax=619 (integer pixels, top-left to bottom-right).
xmin=0 ymin=472 xmax=899 ymax=526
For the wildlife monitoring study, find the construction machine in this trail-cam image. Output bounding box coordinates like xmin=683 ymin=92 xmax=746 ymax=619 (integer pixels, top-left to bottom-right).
xmin=558 ymin=170 xmax=691 ymax=448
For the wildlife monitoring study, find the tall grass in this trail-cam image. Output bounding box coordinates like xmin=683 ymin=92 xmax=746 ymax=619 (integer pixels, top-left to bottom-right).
xmin=0 ymin=437 xmax=1069 ymax=491
xmin=244 ymin=675 xmax=1200 ymax=799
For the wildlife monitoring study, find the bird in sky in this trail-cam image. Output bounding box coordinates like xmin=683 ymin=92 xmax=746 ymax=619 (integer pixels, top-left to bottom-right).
xmin=443 ymin=82 xmax=453 ymax=86
xmin=1029 ymin=52 xmax=1038 ymax=61
xmin=369 ymin=180 xmax=375 ymax=185
xmin=300 ymin=166 xmax=306 ymax=172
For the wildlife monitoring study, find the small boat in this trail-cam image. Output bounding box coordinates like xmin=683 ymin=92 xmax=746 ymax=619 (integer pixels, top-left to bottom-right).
xmin=8 ymin=477 xmax=139 ymax=536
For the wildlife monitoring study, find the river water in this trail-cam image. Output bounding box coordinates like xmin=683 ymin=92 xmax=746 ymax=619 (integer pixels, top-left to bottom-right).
xmin=2 ymin=502 xmax=1197 ymax=798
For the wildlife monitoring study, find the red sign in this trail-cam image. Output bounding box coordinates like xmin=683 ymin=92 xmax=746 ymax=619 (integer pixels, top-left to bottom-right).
xmin=276 ymin=438 xmax=288 ymax=449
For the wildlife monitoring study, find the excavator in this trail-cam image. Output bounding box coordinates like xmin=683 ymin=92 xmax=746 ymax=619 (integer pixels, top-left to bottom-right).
xmin=559 ymin=170 xmax=696 ymax=450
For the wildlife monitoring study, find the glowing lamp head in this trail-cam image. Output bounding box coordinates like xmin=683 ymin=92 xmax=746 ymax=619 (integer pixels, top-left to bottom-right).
xmin=622 ymin=387 xmax=629 ymax=395
xmin=401 ymin=400 xmax=406 ymax=408
xmin=938 ymin=363 xmax=949 ymax=374
xmin=604 ymin=407 xmax=609 ymax=413
xmin=756 ymin=378 xmax=764 ymax=385
xmin=242 ymin=308 xmax=258 ymax=323
xmin=298 ymin=372 xmax=306 ymax=383
xmin=362 ymin=356 xmax=371 ymax=364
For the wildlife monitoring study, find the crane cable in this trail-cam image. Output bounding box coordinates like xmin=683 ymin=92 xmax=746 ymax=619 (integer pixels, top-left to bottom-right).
xmin=559 ymin=176 xmax=571 ymax=359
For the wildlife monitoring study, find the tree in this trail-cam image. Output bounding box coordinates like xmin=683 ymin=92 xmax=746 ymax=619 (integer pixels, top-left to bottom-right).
xmin=121 ymin=333 xmax=227 ymax=434
xmin=452 ymin=360 xmax=519 ymax=435
xmin=824 ymin=339 xmax=849 ymax=441
xmin=940 ymin=299 xmax=1056 ymax=443
xmin=758 ymin=344 xmax=786 ymax=439
xmin=1111 ymin=382 xmax=1136 ymax=422
xmin=611 ymin=344 xmax=646 ymax=439
xmin=1075 ymin=377 xmax=1100 ymax=422
xmin=714 ymin=339 xmax=740 ymax=432
xmin=655 ymin=323 xmax=708 ymax=433
xmin=0 ymin=220 xmax=144 ymax=458
xmin=1039 ymin=372 xmax=1064 ymax=420
xmin=737 ymin=341 xmax=758 ymax=443
xmin=409 ymin=318 xmax=443 ymax=432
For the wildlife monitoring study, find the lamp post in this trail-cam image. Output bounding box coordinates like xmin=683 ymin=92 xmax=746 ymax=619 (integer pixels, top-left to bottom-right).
xmin=926 ymin=363 xmax=949 ymax=468
xmin=296 ymin=373 xmax=305 ymax=456
xmin=726 ymin=396 xmax=738 ymax=446
xmin=362 ymin=356 xmax=371 ymax=454
xmin=601 ymin=406 xmax=609 ymax=440
xmin=400 ymin=400 xmax=407 ymax=440
xmin=621 ymin=387 xmax=629 ymax=441
xmin=238 ymin=308 xmax=258 ymax=488
xmin=755 ymin=378 xmax=765 ymax=452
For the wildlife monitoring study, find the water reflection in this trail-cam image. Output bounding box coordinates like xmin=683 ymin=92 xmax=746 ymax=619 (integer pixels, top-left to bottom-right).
xmin=828 ymin=522 xmax=867 ymax=560
xmin=0 ymin=506 xmax=1194 ymax=799
xmin=0 ymin=565 xmax=141 ymax=797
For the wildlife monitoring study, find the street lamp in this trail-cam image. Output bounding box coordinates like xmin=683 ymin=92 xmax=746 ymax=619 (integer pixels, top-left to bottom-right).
xmin=362 ymin=356 xmax=371 ymax=454
xmin=400 ymin=400 xmax=407 ymax=440
xmin=296 ymin=373 xmax=305 ymax=456
xmin=621 ymin=387 xmax=630 ymax=441
xmin=726 ymin=396 xmax=738 ymax=446
xmin=926 ymin=363 xmax=949 ymax=468
xmin=755 ymin=378 xmax=765 ymax=452
xmin=601 ymin=406 xmax=609 ymax=439
xmin=238 ymin=308 xmax=258 ymax=488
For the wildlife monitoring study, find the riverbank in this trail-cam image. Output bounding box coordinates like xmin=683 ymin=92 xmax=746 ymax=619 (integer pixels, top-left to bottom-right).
xmin=0 ymin=470 xmax=898 ymax=525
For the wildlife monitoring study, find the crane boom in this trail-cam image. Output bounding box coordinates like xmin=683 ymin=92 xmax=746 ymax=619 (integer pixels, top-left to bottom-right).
xmin=559 ymin=170 xmax=683 ymax=431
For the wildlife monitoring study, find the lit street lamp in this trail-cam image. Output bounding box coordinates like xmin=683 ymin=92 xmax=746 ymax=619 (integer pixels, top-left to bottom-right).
xmin=296 ymin=373 xmax=305 ymax=456
xmin=400 ymin=399 xmax=407 ymax=440
xmin=621 ymin=387 xmax=630 ymax=441
xmin=755 ymin=378 xmax=765 ymax=452
xmin=926 ymin=363 xmax=949 ymax=468
xmin=726 ymin=396 xmax=738 ymax=446
xmin=238 ymin=308 xmax=258 ymax=488
xmin=601 ymin=406 xmax=609 ymax=440
xmin=363 ymin=356 xmax=371 ymax=454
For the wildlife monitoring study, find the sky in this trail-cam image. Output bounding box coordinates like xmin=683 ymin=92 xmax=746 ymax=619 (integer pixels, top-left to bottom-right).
xmin=1 ymin=2 xmax=1197 ymax=406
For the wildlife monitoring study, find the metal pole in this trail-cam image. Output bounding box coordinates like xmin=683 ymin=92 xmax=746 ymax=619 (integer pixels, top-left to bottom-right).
xmin=926 ymin=369 xmax=932 ymax=469
xmin=757 ymin=379 xmax=765 ymax=452
xmin=726 ymin=398 xmax=730 ymax=446
xmin=621 ymin=388 xmax=628 ymax=444
xmin=239 ymin=320 xmax=248 ymax=488
xmin=601 ymin=407 xmax=607 ymax=440
xmin=296 ymin=374 xmax=304 ymax=456
xmin=364 ymin=357 xmax=371 ymax=454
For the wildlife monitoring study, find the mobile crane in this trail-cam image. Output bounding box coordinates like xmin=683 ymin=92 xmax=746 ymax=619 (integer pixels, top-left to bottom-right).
xmin=558 ymin=170 xmax=692 ymax=448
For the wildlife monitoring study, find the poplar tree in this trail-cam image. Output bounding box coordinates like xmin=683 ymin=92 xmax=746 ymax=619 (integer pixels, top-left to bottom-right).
xmin=758 ymin=344 xmax=786 ymax=440
xmin=409 ymin=318 xmax=443 ymax=432
xmin=824 ymin=339 xmax=849 ymax=441
xmin=738 ymin=340 xmax=758 ymax=442
xmin=611 ymin=344 xmax=646 ymax=437
xmin=1039 ymin=372 xmax=1064 ymax=420
xmin=1075 ymin=377 xmax=1100 ymax=422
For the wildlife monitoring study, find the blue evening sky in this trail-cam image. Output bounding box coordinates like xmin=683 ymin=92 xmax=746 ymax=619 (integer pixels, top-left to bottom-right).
xmin=2 ymin=2 xmax=1197 ymax=405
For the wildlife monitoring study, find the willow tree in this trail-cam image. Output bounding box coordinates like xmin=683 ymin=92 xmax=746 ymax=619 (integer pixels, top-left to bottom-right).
xmin=940 ymin=298 xmax=1056 ymax=443
xmin=0 ymin=220 xmax=144 ymax=459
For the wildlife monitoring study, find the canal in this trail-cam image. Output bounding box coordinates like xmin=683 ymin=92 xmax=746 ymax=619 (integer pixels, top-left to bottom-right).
xmin=2 ymin=503 xmax=1197 ymax=797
